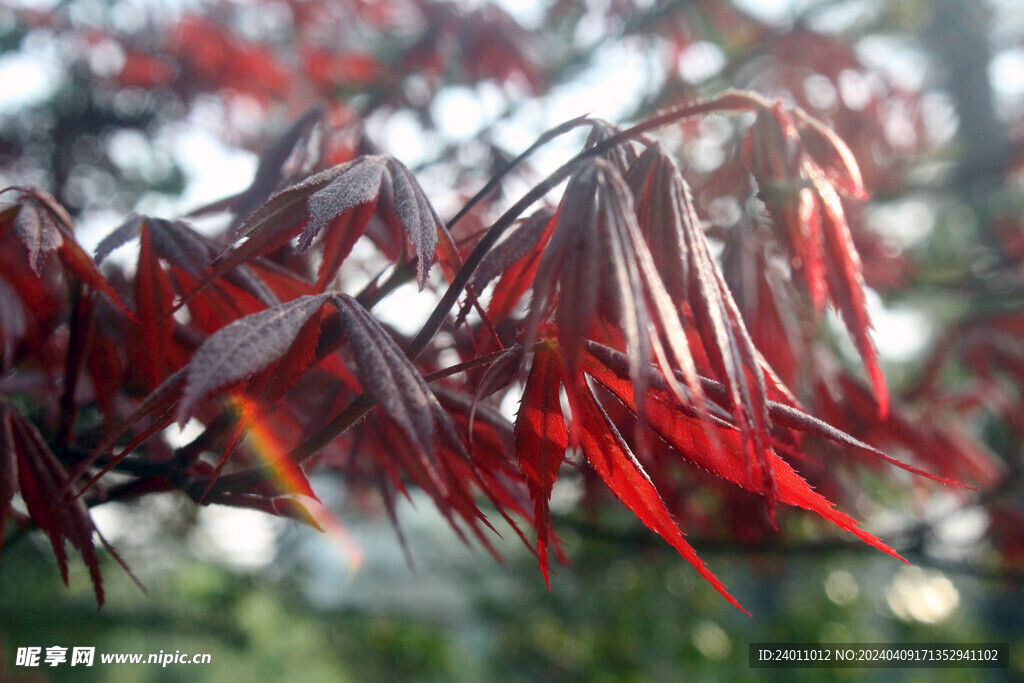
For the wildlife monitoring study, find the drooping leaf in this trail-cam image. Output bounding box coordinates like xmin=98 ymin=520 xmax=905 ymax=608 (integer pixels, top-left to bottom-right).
xmin=580 ymin=338 xmax=950 ymax=482
xmin=526 ymin=162 xmax=602 ymax=380
xmin=514 ymin=348 xmax=568 ymax=586
xmin=580 ymin=348 xmax=905 ymax=562
xmin=628 ymin=144 xmax=778 ymax=517
xmin=812 ymin=167 xmax=888 ymax=416
xmin=524 ymin=159 xmax=701 ymax=418
xmin=573 ymin=379 xmax=748 ymax=615
xmin=14 ymin=200 xmax=62 ymax=275
xmin=2 ymin=402 xmax=141 ymax=606
xmin=744 ymin=103 xmax=887 ymax=413
xmin=721 ymin=226 xmax=805 ymax=388
xmin=746 ymin=105 xmax=828 ymax=313
xmin=385 ymin=159 xmax=442 ymax=288
xmin=334 ymin=294 xmax=437 ymax=453
xmin=793 ymin=108 xmax=868 ymax=200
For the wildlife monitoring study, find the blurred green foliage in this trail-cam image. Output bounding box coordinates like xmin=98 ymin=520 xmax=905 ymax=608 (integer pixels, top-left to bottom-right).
xmin=2 ymin=506 xmax=1021 ymax=682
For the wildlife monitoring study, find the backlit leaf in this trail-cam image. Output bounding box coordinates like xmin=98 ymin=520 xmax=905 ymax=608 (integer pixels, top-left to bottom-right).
xmin=573 ymin=379 xmax=748 ymax=614
xmin=14 ymin=201 xmax=61 ymax=275
xmin=514 ymin=348 xmax=568 ymax=586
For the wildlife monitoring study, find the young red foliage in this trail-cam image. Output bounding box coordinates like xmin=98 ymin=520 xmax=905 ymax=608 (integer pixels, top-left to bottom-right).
xmin=514 ymin=348 xmax=569 ymax=587
xmin=0 ymin=77 xmax=1000 ymax=616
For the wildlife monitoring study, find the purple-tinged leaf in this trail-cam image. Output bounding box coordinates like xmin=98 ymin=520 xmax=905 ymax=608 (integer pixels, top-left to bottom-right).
xmin=301 ymin=155 xmax=446 ymax=289
xmin=585 ymin=120 xmax=641 ymax=175
xmin=152 ymin=217 xmax=281 ymax=307
xmin=204 ymin=165 xmax=347 ymax=285
xmin=514 ymin=348 xmax=568 ymax=586
xmin=302 ymin=156 xmax=385 ymax=252
xmin=234 ymin=106 xmax=325 ymax=223
xmin=176 ymin=293 xmax=334 ymax=425
xmin=334 ymin=294 xmax=437 ymax=452
xmin=94 ymin=214 xmax=144 ymax=265
xmin=386 ymin=159 xmax=442 ymax=289
xmin=470 ymin=210 xmax=554 ymax=294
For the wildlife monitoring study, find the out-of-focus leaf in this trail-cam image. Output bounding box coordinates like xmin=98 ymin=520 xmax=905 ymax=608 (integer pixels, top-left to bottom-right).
xmin=0 ymin=402 xmax=15 ymax=557
xmin=13 ymin=200 xmax=61 ymax=275
xmin=793 ymin=109 xmax=868 ymax=200
xmin=8 ymin=191 xmax=132 ymax=317
xmin=470 ymin=209 xmax=554 ymax=294
xmin=0 ymin=275 xmax=28 ymax=370
xmin=2 ymin=401 xmax=139 ymax=606
xmin=745 ymin=103 xmax=887 ymax=413
xmin=235 ymin=106 xmax=325 ymax=223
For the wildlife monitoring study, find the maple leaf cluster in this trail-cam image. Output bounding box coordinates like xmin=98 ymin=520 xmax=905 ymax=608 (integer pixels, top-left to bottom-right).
xmin=1 ymin=0 xmax=1022 ymax=614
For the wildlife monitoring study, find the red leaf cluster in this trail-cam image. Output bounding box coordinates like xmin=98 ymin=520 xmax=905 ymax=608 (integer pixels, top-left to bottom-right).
xmin=0 ymin=89 xmax=1003 ymax=614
